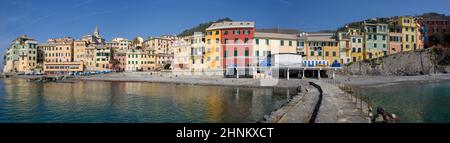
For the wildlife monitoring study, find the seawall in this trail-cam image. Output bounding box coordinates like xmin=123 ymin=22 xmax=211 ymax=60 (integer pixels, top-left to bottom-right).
xmin=342 ymin=48 xmax=450 ymax=76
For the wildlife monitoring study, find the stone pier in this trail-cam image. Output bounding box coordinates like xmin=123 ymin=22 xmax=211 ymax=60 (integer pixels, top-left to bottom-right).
xmin=261 ymin=80 xmax=370 ymax=123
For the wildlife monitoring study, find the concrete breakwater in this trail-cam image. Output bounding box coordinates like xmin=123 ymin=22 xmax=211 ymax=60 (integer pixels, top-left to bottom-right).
xmin=261 ymin=80 xmax=371 ymax=123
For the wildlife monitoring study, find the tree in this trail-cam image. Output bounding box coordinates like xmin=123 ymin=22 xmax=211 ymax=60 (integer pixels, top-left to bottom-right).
xmin=177 ymin=18 xmax=233 ymax=37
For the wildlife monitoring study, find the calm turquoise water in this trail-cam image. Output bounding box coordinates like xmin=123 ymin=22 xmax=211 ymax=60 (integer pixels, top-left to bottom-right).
xmin=355 ymin=81 xmax=450 ymax=123
xmin=0 ymin=79 xmax=290 ymax=123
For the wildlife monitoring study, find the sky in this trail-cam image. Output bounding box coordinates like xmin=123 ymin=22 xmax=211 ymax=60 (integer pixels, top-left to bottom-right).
xmin=1 ymin=0 xmax=450 ymax=69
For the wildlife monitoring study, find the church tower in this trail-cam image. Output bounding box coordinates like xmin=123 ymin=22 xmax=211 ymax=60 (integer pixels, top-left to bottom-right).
xmin=94 ymin=25 xmax=100 ymax=37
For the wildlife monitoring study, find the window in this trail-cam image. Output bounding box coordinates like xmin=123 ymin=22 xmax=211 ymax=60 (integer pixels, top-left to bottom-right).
xmin=412 ymin=35 xmax=415 ymax=42
xmin=374 ymin=43 xmax=377 ymax=48
xmin=245 ymin=38 xmax=249 ymax=43
xmin=383 ymin=44 xmax=386 ymax=48
xmin=266 ymin=39 xmax=269 ymax=45
xmin=224 ymin=31 xmax=228 ymax=35
xmin=207 ymin=39 xmax=211 ymax=44
xmin=234 ymin=50 xmax=238 ymax=56
xmin=352 ymin=38 xmax=356 ymax=43
xmin=333 ymin=51 xmax=336 ymax=57
xmin=208 ymin=31 xmax=212 ymax=35
xmin=280 ymin=40 xmax=284 ymax=46
xmin=215 ymin=31 xmax=219 ymax=35
xmin=245 ymin=50 xmax=249 ymax=56
xmin=310 ymin=51 xmax=314 ymax=56
xmin=352 ymin=48 xmax=356 ymax=52
xmin=382 ymin=35 xmax=386 ymax=40
xmin=358 ymin=48 xmax=361 ymax=53
xmin=368 ymin=35 xmax=372 ymax=40
xmin=224 ymin=38 xmax=228 ymax=44
xmin=318 ymin=52 xmax=322 ymax=56
xmin=358 ymin=39 xmax=362 ymax=43
xmin=405 ymin=35 xmax=409 ymax=42
xmin=234 ymin=38 xmax=238 ymax=43
xmin=256 ymin=50 xmax=259 ymax=56
xmin=374 ymin=35 xmax=377 ymax=40
xmin=325 ymin=51 xmax=329 ymax=57
xmin=234 ymin=30 xmax=240 ymax=35
xmin=216 ymin=38 xmax=219 ymax=44
xmin=256 ymin=38 xmax=259 ymax=45
xmin=289 ymin=41 xmax=292 ymax=46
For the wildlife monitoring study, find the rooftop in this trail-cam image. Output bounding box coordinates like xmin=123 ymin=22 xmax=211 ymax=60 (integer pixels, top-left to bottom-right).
xmin=254 ymin=32 xmax=299 ymax=40
xmin=206 ymin=21 xmax=254 ymax=31
xmin=306 ymin=33 xmax=337 ymax=42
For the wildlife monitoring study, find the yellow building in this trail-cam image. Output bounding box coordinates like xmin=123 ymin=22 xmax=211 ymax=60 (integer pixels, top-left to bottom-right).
xmin=398 ymin=17 xmax=418 ymax=51
xmin=205 ymin=26 xmax=222 ymax=73
xmin=348 ymin=29 xmax=364 ymax=62
xmin=40 ymin=37 xmax=74 ymax=63
xmin=305 ymin=33 xmax=340 ymax=66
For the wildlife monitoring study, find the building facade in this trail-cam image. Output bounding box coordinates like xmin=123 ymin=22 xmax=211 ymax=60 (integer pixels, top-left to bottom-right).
xmin=113 ymin=49 xmax=153 ymax=72
xmin=172 ymin=38 xmax=191 ymax=72
xmin=417 ymin=14 xmax=450 ymax=47
xmin=204 ymin=23 xmax=223 ymax=73
xmin=143 ymin=37 xmax=173 ymax=69
xmin=348 ymin=29 xmax=364 ymax=62
xmin=3 ymin=35 xmax=38 ymax=73
xmin=362 ymin=23 xmax=388 ymax=59
xmin=189 ymin=32 xmax=206 ymax=73
xmin=305 ymin=33 xmax=340 ymax=67
xmin=398 ymin=17 xmax=418 ymax=51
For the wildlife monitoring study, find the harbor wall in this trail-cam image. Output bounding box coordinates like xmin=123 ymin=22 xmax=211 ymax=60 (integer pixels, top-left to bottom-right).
xmin=342 ymin=48 xmax=450 ymax=76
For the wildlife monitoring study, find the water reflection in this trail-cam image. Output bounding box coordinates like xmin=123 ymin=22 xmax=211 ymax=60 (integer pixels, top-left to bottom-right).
xmin=0 ymin=79 xmax=289 ymax=123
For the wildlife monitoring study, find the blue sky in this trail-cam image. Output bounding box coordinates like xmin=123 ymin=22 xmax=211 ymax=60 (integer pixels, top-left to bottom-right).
xmin=1 ymin=0 xmax=450 ymax=68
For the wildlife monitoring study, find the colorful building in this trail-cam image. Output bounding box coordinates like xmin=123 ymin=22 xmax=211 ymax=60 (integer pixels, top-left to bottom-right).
xmin=336 ymin=32 xmax=351 ymax=64
xmin=113 ymin=49 xmax=153 ymax=72
xmin=417 ymin=14 xmax=450 ymax=47
xmin=398 ymin=17 xmax=418 ymax=51
xmin=143 ymin=37 xmax=173 ymax=69
xmin=172 ymin=38 xmax=191 ymax=72
xmin=388 ymin=20 xmax=403 ymax=54
xmin=204 ymin=23 xmax=223 ymax=74
xmin=206 ymin=21 xmax=255 ymax=77
xmin=348 ymin=29 xmax=364 ymax=62
xmin=189 ymin=32 xmax=206 ymax=73
xmin=107 ymin=38 xmax=132 ymax=51
xmin=362 ymin=22 xmax=388 ymax=59
xmin=3 ymin=35 xmax=38 ymax=73
xmin=305 ymin=33 xmax=340 ymax=66
xmin=93 ymin=45 xmax=112 ymax=71
xmin=253 ymin=31 xmax=301 ymax=77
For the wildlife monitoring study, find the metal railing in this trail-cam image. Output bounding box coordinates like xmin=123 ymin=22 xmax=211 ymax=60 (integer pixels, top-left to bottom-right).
xmin=322 ymin=78 xmax=373 ymax=119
